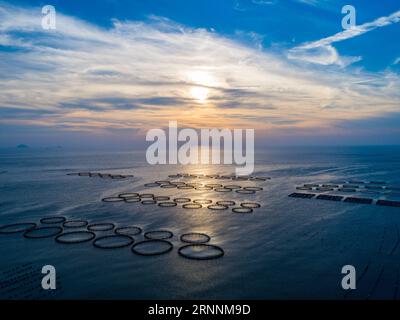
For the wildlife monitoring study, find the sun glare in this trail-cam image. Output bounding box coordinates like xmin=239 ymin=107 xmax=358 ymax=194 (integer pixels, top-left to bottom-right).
xmin=187 ymin=70 xmax=219 ymax=103
xmin=189 ymin=71 xmax=217 ymax=86
xmin=190 ymin=86 xmax=209 ymax=103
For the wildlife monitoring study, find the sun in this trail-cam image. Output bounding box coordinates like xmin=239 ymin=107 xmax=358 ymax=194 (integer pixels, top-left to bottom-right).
xmin=190 ymin=86 xmax=209 ymax=103
xmin=187 ymin=70 xmax=218 ymax=103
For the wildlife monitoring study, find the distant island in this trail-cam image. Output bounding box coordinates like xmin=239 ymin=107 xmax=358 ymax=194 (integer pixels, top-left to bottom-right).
xmin=15 ymin=144 xmax=63 ymax=150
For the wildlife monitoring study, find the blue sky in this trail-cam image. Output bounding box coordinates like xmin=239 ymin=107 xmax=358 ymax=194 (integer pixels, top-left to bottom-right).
xmin=10 ymin=0 xmax=399 ymax=71
xmin=0 ymin=0 xmax=399 ymax=147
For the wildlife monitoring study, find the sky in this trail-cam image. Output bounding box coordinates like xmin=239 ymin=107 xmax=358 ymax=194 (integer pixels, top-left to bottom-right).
xmin=0 ymin=0 xmax=399 ymax=148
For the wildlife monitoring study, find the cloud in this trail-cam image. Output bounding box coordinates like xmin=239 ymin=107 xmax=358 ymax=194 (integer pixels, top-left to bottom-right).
xmin=234 ymin=30 xmax=265 ymax=50
xmin=288 ymin=10 xmax=400 ymax=66
xmin=252 ymin=0 xmax=278 ymax=5
xmin=0 ymin=2 xmax=399 ymax=143
xmin=294 ymin=0 xmax=331 ymax=8
xmin=233 ymin=1 xmax=247 ymax=12
xmin=295 ymin=0 xmax=320 ymax=5
xmin=287 ymin=45 xmax=361 ymax=67
xmin=301 ymin=10 xmax=400 ymax=49
xmin=234 ymin=0 xmax=278 ymax=12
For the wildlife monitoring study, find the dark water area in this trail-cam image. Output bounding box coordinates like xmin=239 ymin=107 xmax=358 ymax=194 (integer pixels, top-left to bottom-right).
xmin=1 ymin=146 xmax=400 ymax=299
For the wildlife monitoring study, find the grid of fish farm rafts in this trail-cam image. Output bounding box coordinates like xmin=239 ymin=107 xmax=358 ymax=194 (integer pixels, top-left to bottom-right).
xmin=0 ymin=172 xmax=269 ymax=261
xmin=0 ymin=217 xmax=223 ymax=260
xmin=289 ymin=180 xmax=400 ymax=207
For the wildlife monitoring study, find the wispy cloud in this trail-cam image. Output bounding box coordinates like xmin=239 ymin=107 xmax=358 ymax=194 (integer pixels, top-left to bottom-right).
xmin=288 ymin=45 xmax=361 ymax=67
xmin=234 ymin=0 xmax=278 ymax=12
xmin=289 ymin=10 xmax=400 ymax=66
xmin=295 ymin=0 xmax=320 ymax=6
xmin=301 ymin=10 xmax=400 ymax=49
xmin=252 ymin=0 xmax=278 ymax=5
xmin=293 ymin=0 xmax=336 ymax=10
xmin=0 ymin=2 xmax=399 ymax=141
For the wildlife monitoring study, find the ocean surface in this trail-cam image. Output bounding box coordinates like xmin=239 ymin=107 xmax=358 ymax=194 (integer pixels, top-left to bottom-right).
xmin=1 ymin=146 xmax=400 ymax=299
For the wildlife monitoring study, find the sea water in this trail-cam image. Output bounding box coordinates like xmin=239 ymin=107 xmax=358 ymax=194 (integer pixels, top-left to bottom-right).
xmin=1 ymin=146 xmax=400 ymax=299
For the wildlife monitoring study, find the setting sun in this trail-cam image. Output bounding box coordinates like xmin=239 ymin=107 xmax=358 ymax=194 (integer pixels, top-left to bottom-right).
xmin=187 ymin=70 xmax=219 ymax=103
xmin=190 ymin=86 xmax=209 ymax=103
